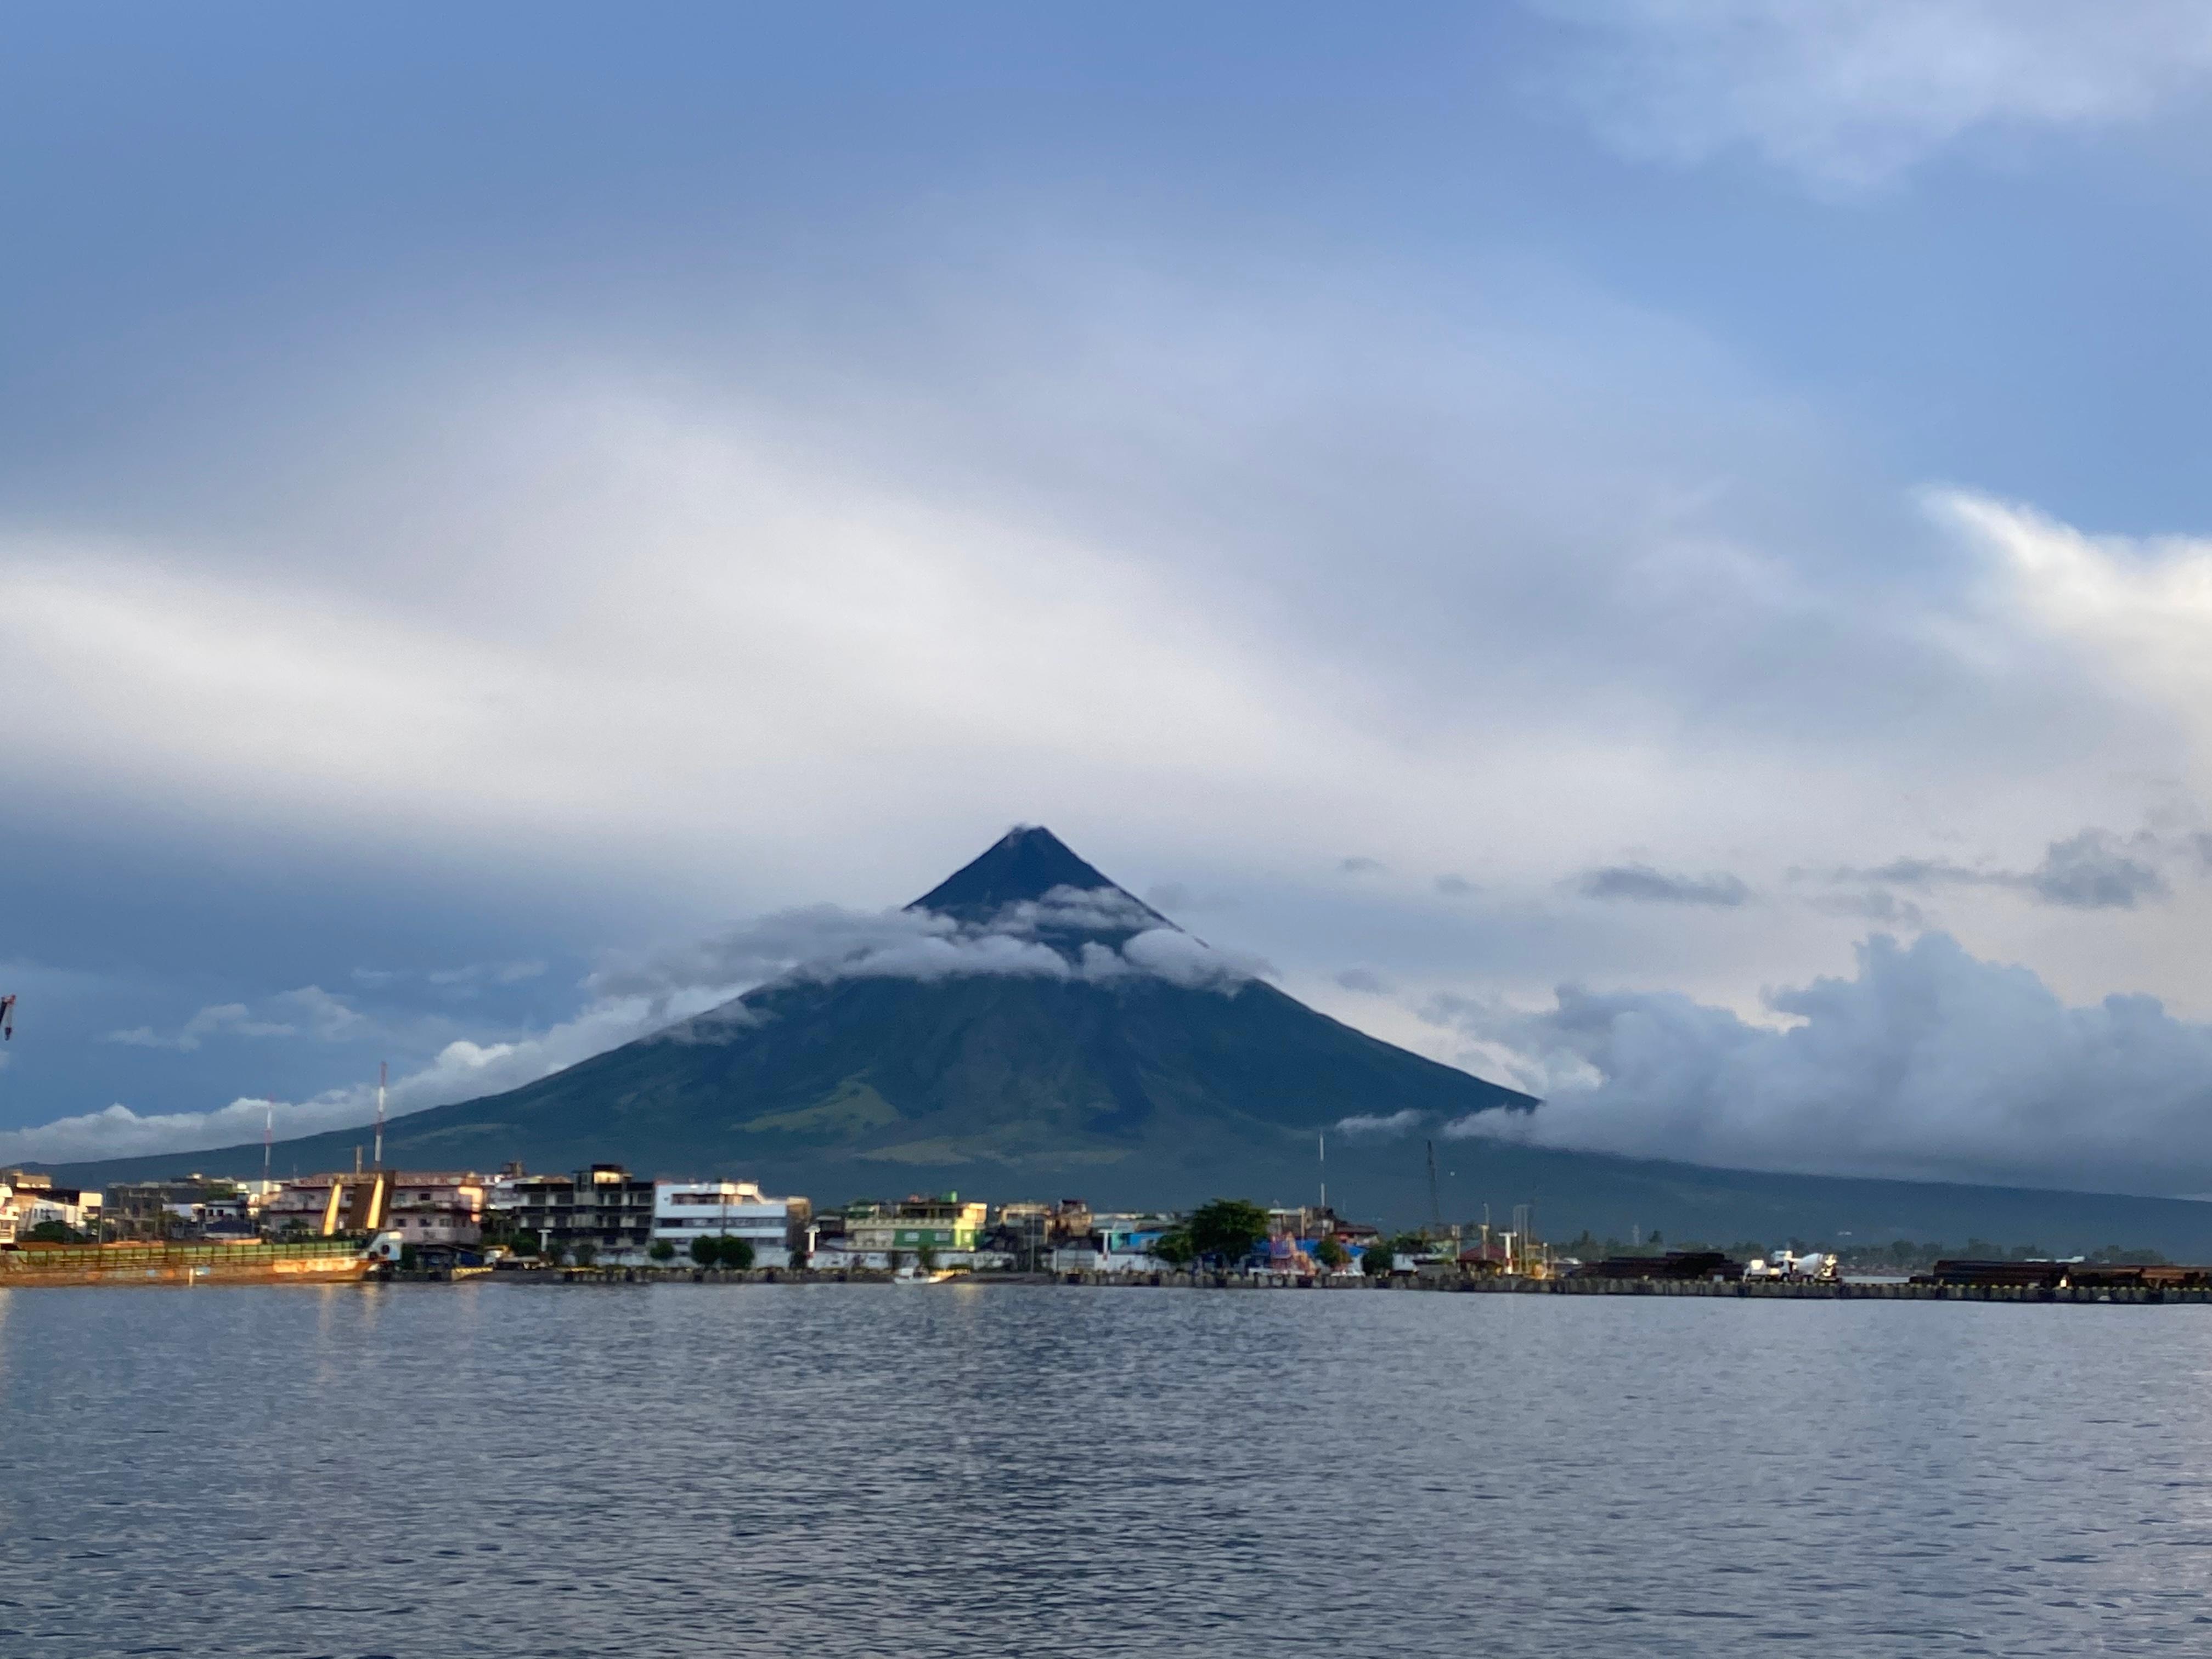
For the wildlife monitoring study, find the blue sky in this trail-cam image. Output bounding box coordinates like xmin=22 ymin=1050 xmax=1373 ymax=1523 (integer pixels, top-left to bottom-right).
xmin=12 ymin=2 xmax=2212 ymax=1192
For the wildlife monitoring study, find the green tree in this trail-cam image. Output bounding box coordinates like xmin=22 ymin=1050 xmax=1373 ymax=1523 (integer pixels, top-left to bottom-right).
xmin=572 ymin=1241 xmax=599 ymax=1268
xmin=510 ymin=1227 xmax=541 ymax=1257
xmin=1362 ymin=1238 xmax=1398 ymax=1277
xmin=690 ymin=1235 xmax=720 ymax=1267
xmin=720 ymin=1237 xmax=756 ymax=1271
xmin=24 ymin=1220 xmax=80 ymax=1245
xmin=1188 ymin=1199 xmax=1270 ymax=1267
xmin=914 ymin=1244 xmax=937 ymax=1272
xmin=1148 ymin=1227 xmax=1196 ymax=1268
xmin=398 ymin=1243 xmax=420 ymax=1272
xmin=649 ymin=1240 xmax=676 ymax=1263
xmin=541 ymin=1239 xmax=567 ymax=1268
xmin=1314 ymin=1235 xmax=1348 ymax=1272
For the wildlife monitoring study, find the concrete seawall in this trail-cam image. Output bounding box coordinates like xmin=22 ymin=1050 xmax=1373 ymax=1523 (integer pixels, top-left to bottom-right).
xmin=472 ymin=1265 xmax=2209 ymax=1304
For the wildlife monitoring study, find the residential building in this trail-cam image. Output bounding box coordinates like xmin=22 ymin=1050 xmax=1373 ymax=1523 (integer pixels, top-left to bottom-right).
xmin=651 ymin=1179 xmax=810 ymax=1267
xmin=1268 ymin=1205 xmax=1349 ymax=1239
xmin=990 ymin=1198 xmax=1092 ymax=1269
xmin=384 ymin=1172 xmax=489 ymax=1249
xmin=195 ymin=1192 xmax=257 ymax=1240
xmin=0 ymin=1172 xmax=101 ymax=1242
xmin=265 ymin=1172 xmax=393 ymax=1237
xmin=809 ymin=1194 xmax=990 ymax=1270
xmin=1052 ymin=1212 xmax=1177 ymax=1274
xmin=503 ymin=1165 xmax=656 ymax=1262
xmin=106 ymin=1176 xmax=242 ymax=1240
xmin=845 ymin=1194 xmax=989 ymax=1256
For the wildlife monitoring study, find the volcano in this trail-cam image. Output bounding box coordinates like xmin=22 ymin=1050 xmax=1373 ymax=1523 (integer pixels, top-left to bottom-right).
xmin=63 ymin=827 xmax=2212 ymax=1254
xmin=63 ymin=828 xmax=1530 ymax=1206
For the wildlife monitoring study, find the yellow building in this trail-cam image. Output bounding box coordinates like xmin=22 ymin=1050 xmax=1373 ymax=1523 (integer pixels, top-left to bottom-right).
xmin=845 ymin=1194 xmax=988 ymax=1254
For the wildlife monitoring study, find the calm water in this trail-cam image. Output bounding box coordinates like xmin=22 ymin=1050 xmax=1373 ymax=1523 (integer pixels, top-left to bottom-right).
xmin=5 ymin=1282 xmax=2212 ymax=1656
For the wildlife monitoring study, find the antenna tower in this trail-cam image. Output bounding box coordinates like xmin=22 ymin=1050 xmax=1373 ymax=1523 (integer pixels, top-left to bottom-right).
xmin=374 ymin=1061 xmax=386 ymax=1170
xmin=263 ymin=1096 xmax=274 ymax=1184
xmin=1426 ymin=1138 xmax=1443 ymax=1234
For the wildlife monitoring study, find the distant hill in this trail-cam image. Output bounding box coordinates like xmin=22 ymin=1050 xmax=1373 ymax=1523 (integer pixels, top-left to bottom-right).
xmin=52 ymin=826 xmax=2212 ymax=1254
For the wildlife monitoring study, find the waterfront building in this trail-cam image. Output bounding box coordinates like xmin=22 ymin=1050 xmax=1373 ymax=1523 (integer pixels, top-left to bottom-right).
xmin=808 ymin=1194 xmax=989 ymax=1270
xmin=106 ymin=1176 xmax=246 ymax=1240
xmin=1269 ymin=1204 xmax=1350 ymax=1239
xmin=990 ymin=1198 xmax=1093 ymax=1269
xmin=1051 ymin=1212 xmax=1178 ymax=1274
xmin=0 ymin=1172 xmax=102 ymax=1242
xmin=651 ymin=1179 xmax=810 ymax=1267
xmin=195 ymin=1191 xmax=258 ymax=1240
xmin=384 ymin=1172 xmax=489 ymax=1249
xmin=844 ymin=1194 xmax=989 ymax=1257
xmin=503 ymin=1165 xmax=656 ymax=1262
xmin=266 ymin=1173 xmax=393 ymax=1237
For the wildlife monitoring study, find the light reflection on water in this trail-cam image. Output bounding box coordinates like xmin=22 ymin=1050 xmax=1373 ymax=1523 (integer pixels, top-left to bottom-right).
xmin=4 ymin=1280 xmax=2212 ymax=1657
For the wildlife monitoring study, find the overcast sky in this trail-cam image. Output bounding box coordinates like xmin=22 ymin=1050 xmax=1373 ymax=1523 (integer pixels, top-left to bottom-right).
xmin=12 ymin=2 xmax=2212 ymax=1193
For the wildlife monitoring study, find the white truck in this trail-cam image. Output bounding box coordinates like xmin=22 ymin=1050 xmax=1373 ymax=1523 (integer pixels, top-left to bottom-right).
xmin=1744 ymin=1249 xmax=1838 ymax=1282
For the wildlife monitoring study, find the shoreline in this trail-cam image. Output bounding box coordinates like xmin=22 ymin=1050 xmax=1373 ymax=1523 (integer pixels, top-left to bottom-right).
xmin=375 ymin=1265 xmax=2209 ymax=1304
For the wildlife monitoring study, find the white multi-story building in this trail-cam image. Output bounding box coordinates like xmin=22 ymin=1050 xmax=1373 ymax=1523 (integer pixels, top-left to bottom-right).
xmin=384 ymin=1172 xmax=488 ymax=1249
xmin=0 ymin=1173 xmax=102 ymax=1243
xmin=652 ymin=1180 xmax=808 ymax=1267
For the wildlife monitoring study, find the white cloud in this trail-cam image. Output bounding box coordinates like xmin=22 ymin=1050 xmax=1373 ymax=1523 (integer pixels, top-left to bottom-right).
xmin=1942 ymin=488 xmax=2212 ymax=741
xmin=988 ymin=885 xmax=1166 ymax=938
xmin=1433 ymin=931 xmax=2212 ymax=1195
xmin=1119 ymin=927 xmax=1270 ymax=991
xmin=9 ymin=991 xmax=692 ymax=1166
xmin=1335 ymin=1109 xmax=1424 ymax=1139
xmin=1530 ymin=0 xmax=2212 ymax=190
xmin=610 ymin=889 xmax=1267 ymax=1013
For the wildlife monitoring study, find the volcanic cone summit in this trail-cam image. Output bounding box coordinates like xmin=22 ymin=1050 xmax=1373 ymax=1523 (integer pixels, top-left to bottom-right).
xmin=909 ymin=824 xmax=1172 ymax=950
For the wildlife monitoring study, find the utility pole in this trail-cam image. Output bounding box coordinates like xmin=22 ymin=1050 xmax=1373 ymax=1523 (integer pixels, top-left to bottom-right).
xmin=1318 ymin=1131 xmax=1327 ymax=1214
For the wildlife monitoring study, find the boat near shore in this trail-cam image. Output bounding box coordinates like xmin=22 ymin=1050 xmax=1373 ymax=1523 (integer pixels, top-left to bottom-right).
xmin=0 ymin=1238 xmax=371 ymax=1288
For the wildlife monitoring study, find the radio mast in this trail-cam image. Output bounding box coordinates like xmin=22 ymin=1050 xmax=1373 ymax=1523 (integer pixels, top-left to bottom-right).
xmin=374 ymin=1062 xmax=386 ymax=1169
xmin=263 ymin=1097 xmax=274 ymax=1184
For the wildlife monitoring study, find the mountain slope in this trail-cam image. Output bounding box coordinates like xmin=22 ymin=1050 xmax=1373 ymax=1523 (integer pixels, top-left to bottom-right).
xmin=55 ymin=826 xmax=2212 ymax=1255
xmin=68 ymin=826 xmax=1531 ymax=1186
